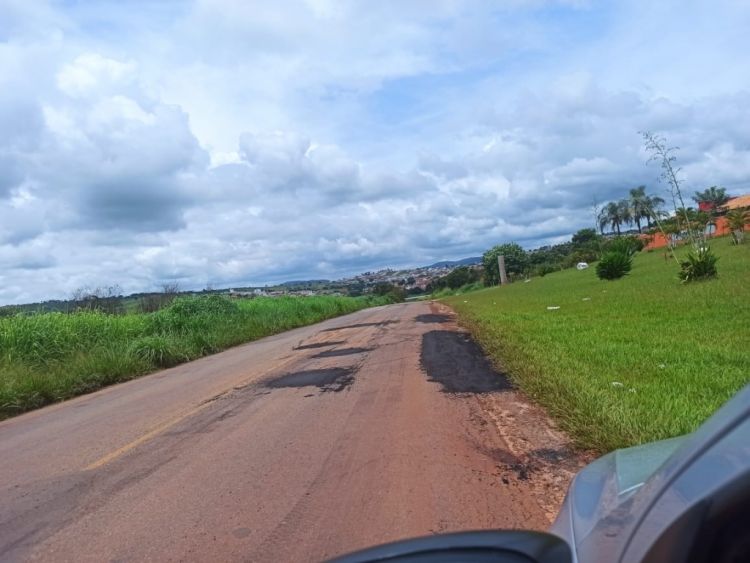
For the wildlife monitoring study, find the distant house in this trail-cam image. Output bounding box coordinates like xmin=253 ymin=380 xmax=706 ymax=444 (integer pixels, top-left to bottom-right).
xmin=722 ymin=193 xmax=750 ymax=212
xmin=643 ymin=192 xmax=750 ymax=250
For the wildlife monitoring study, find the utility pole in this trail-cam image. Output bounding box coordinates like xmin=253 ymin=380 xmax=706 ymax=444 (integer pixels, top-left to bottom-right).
xmin=498 ymin=255 xmax=508 ymax=285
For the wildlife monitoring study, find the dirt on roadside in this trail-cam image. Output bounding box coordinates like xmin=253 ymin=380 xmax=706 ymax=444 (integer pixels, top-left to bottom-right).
xmin=423 ymin=301 xmax=593 ymax=522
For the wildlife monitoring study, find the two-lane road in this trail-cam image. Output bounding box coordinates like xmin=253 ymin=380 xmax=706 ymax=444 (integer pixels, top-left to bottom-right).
xmin=0 ymin=301 xmax=561 ymax=562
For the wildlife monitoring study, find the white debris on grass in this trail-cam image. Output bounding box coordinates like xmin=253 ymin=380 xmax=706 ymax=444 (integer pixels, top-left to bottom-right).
xmin=582 ymin=297 xmax=591 ymax=301
xmin=576 ymin=262 xmax=589 ymax=270
xmin=547 ymin=306 xmax=560 ymax=310
xmin=611 ymin=381 xmax=624 ymax=387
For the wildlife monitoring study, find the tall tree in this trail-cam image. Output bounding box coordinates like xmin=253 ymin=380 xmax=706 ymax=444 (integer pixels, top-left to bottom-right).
xmin=571 ymin=228 xmax=599 ymax=246
xmin=599 ymin=201 xmax=629 ymax=235
xmin=693 ymin=186 xmax=729 ymax=209
xmin=482 ymin=243 xmax=528 ymax=285
xmin=617 ymin=199 xmax=633 ymax=233
xmin=644 ymin=194 xmax=665 ymax=228
xmin=629 ymin=186 xmax=648 ymax=233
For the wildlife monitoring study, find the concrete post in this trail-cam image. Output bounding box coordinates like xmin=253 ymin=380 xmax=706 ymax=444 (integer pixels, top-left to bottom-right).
xmin=498 ymin=255 xmax=508 ymax=285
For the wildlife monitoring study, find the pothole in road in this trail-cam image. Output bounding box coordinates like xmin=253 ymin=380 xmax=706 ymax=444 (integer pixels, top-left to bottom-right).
xmin=312 ymin=347 xmax=372 ymax=358
xmin=415 ymin=313 xmax=452 ymax=324
xmin=420 ymin=330 xmax=512 ymax=393
xmin=265 ymin=367 xmax=356 ymax=393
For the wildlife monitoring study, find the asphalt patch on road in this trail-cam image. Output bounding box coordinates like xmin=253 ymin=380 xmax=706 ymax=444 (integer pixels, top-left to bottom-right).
xmin=312 ymin=347 xmax=372 ymax=358
xmin=294 ymin=340 xmax=347 ymax=350
xmin=420 ymin=330 xmax=512 ymax=393
xmin=415 ymin=313 xmax=452 ymax=324
xmin=322 ymin=320 xmax=399 ymax=332
xmin=265 ymin=367 xmax=356 ymax=393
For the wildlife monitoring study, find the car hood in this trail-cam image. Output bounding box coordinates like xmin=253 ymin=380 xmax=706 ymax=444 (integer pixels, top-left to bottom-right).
xmin=551 ymin=384 xmax=750 ymax=563
xmin=551 ymin=435 xmax=688 ymax=554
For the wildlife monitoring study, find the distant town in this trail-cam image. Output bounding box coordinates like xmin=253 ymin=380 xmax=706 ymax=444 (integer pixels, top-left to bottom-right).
xmin=0 ymin=257 xmax=483 ymax=314
xmin=228 ymin=256 xmax=482 ymax=298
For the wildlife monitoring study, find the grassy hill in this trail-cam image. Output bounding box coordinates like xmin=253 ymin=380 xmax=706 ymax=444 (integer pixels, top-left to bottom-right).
xmin=445 ymin=237 xmax=750 ymax=453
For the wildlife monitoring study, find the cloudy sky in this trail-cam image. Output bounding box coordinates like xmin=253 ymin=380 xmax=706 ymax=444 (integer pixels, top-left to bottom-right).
xmin=1 ymin=0 xmax=749 ymax=304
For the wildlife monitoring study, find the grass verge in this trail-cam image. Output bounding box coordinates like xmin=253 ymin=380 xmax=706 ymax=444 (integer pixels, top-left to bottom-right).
xmin=445 ymin=237 xmax=750 ymax=453
xmin=0 ymin=294 xmax=390 ymax=419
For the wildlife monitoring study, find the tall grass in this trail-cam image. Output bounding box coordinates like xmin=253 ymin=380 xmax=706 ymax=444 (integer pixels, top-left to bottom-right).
xmin=445 ymin=236 xmax=750 ymax=453
xmin=0 ymin=295 xmax=389 ymax=418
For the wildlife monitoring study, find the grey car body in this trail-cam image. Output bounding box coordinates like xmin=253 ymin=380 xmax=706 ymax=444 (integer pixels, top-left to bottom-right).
xmin=551 ymin=383 xmax=750 ymax=563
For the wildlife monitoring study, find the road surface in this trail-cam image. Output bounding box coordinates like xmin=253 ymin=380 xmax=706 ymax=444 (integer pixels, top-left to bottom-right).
xmin=0 ymin=301 xmax=582 ymax=562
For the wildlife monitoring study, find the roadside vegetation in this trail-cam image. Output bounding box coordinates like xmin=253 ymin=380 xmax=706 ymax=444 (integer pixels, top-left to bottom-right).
xmin=445 ymin=236 xmax=749 ymax=453
xmin=0 ymin=294 xmax=391 ymax=419
xmin=439 ymin=133 xmax=749 ymax=452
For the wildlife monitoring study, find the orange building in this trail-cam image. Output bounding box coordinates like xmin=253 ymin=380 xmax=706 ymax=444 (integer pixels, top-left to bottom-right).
xmin=642 ymin=193 xmax=750 ymax=251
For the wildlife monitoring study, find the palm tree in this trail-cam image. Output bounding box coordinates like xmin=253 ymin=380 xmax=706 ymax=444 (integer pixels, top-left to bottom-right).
xmin=617 ymin=199 xmax=633 ymax=233
xmin=597 ymin=206 xmax=610 ymax=235
xmin=644 ymin=194 xmax=665 ymax=228
xmin=599 ymin=200 xmax=631 ymax=235
xmin=628 ymin=186 xmax=666 ymax=231
xmin=693 ymin=186 xmax=729 ymax=210
xmin=726 ymin=208 xmax=750 ymax=244
xmin=629 ymin=186 xmax=648 ymax=233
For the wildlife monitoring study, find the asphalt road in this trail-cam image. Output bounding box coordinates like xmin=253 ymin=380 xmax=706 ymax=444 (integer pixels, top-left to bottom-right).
xmin=0 ymin=301 xmax=560 ymax=562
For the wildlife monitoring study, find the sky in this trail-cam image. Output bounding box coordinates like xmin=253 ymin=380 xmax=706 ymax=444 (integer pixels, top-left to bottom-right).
xmin=1 ymin=0 xmax=750 ymax=304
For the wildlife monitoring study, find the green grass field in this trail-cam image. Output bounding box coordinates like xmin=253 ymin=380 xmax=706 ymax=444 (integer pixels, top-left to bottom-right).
xmin=0 ymin=294 xmax=389 ymax=419
xmin=445 ymin=237 xmax=750 ymax=453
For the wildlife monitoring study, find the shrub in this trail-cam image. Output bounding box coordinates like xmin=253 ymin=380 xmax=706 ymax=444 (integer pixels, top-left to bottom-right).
xmin=456 ymin=281 xmax=484 ymax=294
xmin=147 ymin=295 xmax=240 ymax=334
xmin=679 ymin=247 xmax=718 ymax=283
xmin=372 ymin=283 xmax=406 ymax=302
xmin=534 ymin=263 xmax=557 ymax=277
xmin=604 ymin=236 xmax=643 ymax=257
xmin=129 ymin=336 xmax=185 ymax=368
xmin=442 ymin=266 xmax=481 ymax=289
xmin=726 ymin=208 xmax=749 ymax=245
xmin=596 ymin=252 xmax=632 ymax=280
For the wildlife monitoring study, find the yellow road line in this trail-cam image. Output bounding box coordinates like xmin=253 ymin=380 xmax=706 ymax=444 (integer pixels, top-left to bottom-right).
xmin=84 ymin=401 xmax=214 ymax=471
xmin=84 ymin=354 xmax=302 ymax=471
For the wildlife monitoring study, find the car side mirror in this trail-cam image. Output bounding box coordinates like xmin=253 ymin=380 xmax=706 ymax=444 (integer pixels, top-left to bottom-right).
xmin=328 ymin=530 xmax=571 ymax=563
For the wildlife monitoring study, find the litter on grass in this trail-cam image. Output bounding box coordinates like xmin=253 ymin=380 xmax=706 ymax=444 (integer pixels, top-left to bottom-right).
xmin=547 ymin=306 xmax=560 ymax=310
